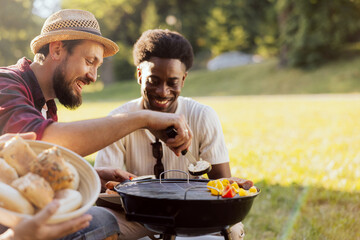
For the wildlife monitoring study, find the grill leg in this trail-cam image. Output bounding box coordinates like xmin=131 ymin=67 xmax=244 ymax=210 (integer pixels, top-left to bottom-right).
xmin=162 ymin=234 xmax=176 ymax=240
xmin=221 ymin=227 xmax=232 ymax=240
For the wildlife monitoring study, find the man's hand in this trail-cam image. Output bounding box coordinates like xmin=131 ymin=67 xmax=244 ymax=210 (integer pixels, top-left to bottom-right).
xmin=0 ymin=132 xmax=36 ymax=142
xmin=12 ymin=200 xmax=92 ymax=240
xmin=143 ymin=110 xmax=192 ymax=156
xmin=0 ymin=132 xmax=37 ymax=151
xmin=95 ymin=167 xmax=137 ymax=192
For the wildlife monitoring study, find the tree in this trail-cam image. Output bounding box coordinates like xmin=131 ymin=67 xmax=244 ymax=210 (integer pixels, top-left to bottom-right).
xmin=277 ymin=0 xmax=360 ymax=68
xmin=204 ymin=0 xmax=277 ymax=57
xmin=140 ymin=0 xmax=159 ymax=33
xmin=0 ymin=0 xmax=41 ymax=66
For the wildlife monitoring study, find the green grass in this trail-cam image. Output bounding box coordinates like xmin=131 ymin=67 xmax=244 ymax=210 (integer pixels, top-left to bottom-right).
xmin=58 ymin=56 xmax=360 ymax=240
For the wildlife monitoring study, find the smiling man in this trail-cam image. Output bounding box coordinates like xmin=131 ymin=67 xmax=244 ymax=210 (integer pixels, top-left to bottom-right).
xmin=0 ymin=10 xmax=191 ymax=158
xmin=96 ymin=29 xmax=231 ymax=180
xmin=95 ymin=29 xmax=244 ymax=240
xmin=0 ymin=10 xmax=192 ymax=240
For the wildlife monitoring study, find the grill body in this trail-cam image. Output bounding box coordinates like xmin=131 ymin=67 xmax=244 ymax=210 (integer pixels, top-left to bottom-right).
xmin=115 ymin=179 xmax=259 ymax=237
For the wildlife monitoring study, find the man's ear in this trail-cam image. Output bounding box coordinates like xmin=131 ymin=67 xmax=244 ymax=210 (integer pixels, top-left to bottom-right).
xmin=181 ymin=72 xmax=188 ymax=87
xmin=137 ymin=66 xmax=142 ymax=85
xmin=48 ymin=41 xmax=64 ymax=61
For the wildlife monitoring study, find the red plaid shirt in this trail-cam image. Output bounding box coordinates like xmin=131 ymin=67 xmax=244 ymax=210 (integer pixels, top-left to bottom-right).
xmin=0 ymin=58 xmax=57 ymax=140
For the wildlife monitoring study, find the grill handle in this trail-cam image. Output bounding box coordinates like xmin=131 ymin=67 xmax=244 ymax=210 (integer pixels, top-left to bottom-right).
xmin=160 ymin=170 xmax=189 ymax=184
xmin=184 ymin=186 xmax=221 ymax=200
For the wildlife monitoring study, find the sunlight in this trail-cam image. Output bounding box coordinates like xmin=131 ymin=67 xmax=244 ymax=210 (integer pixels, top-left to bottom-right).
xmin=58 ymin=94 xmax=360 ymax=192
xmin=195 ymin=95 xmax=360 ymax=192
xmin=32 ymin=0 xmax=61 ymax=18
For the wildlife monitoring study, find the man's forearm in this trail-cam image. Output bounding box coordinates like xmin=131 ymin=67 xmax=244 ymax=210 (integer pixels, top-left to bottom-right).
xmin=41 ymin=111 xmax=146 ymax=156
xmin=207 ymin=163 xmax=232 ymax=179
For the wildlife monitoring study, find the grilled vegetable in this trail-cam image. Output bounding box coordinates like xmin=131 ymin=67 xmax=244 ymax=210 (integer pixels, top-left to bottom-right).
xmin=221 ymin=184 xmax=236 ymax=198
xmin=207 ymin=180 xmax=224 ymax=195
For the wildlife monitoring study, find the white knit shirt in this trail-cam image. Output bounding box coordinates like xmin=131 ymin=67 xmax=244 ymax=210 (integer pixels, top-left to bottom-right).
xmin=95 ymin=96 xmax=229 ymax=178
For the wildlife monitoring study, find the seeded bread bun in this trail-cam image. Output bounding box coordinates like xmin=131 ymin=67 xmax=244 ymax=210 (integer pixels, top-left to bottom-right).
xmin=31 ymin=147 xmax=75 ymax=191
xmin=0 ymin=136 xmax=37 ymax=176
xmin=12 ymin=173 xmax=54 ymax=209
xmin=0 ymin=158 xmax=18 ymax=184
xmin=0 ymin=182 xmax=34 ymax=214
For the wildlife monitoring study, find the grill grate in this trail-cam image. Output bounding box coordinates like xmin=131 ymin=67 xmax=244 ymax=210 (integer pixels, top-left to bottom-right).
xmin=115 ymin=179 xmax=253 ymax=200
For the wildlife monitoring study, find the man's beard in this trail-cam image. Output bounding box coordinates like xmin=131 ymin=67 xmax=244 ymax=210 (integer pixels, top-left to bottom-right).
xmin=53 ymin=62 xmax=82 ymax=109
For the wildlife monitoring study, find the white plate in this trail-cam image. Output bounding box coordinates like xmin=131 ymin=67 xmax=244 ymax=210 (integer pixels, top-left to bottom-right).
xmin=0 ymin=140 xmax=101 ymax=227
xmin=98 ymin=193 xmax=122 ymax=205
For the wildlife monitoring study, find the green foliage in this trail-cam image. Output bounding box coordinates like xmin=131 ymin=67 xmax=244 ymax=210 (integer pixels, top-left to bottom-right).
xmin=60 ymin=0 xmax=278 ymax=75
xmin=139 ymin=1 xmax=159 ymax=33
xmin=205 ymin=0 xmax=278 ymax=57
xmin=277 ymin=0 xmax=360 ymax=68
xmin=3 ymin=0 xmax=360 ymax=78
xmin=206 ymin=6 xmax=249 ymax=55
xmin=0 ymin=0 xmax=41 ymax=66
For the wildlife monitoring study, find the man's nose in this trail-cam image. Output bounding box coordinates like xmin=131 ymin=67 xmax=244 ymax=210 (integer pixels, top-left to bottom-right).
xmin=87 ymin=67 xmax=97 ymax=82
xmin=156 ymin=83 xmax=170 ymax=96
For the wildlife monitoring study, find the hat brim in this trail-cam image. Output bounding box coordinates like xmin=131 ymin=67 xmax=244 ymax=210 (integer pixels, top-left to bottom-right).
xmin=30 ymin=30 xmax=119 ymax=58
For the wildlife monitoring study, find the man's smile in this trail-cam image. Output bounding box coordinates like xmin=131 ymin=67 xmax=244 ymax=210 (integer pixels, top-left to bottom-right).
xmin=75 ymin=78 xmax=90 ymax=91
xmin=154 ymin=98 xmax=169 ymax=105
xmin=150 ymin=96 xmax=172 ymax=110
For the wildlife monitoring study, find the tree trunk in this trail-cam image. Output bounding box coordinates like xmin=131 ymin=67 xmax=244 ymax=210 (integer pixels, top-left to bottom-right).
xmin=277 ymin=2 xmax=293 ymax=68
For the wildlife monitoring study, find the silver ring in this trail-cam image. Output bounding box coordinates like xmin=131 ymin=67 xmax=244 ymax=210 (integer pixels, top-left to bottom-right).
xmin=184 ymin=129 xmax=189 ymax=133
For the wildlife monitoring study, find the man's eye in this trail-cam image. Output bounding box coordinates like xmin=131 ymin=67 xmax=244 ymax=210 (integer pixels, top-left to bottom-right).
xmin=168 ymin=81 xmax=178 ymax=87
xmin=147 ymin=77 xmax=156 ymax=84
xmin=86 ymin=59 xmax=94 ymax=65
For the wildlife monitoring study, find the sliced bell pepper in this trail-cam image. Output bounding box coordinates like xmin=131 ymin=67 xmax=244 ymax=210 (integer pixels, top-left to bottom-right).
xmin=238 ymin=188 xmax=249 ymax=197
xmin=221 ymin=178 xmax=230 ymax=187
xmin=207 ymin=180 xmax=215 ymax=191
xmin=231 ymin=182 xmax=240 ymax=193
xmin=221 ymin=184 xmax=236 ymax=198
xmin=210 ymin=180 xmax=224 ymax=196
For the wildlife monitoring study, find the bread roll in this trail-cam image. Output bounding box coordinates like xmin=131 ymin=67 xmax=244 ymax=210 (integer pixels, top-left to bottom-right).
xmin=0 ymin=158 xmax=18 ymax=184
xmin=31 ymin=147 xmax=75 ymax=191
xmin=0 ymin=141 xmax=5 ymax=153
xmin=0 ymin=182 xmax=34 ymax=214
xmin=0 ymin=136 xmax=37 ymax=176
xmin=54 ymin=189 xmax=82 ymax=214
xmin=12 ymin=173 xmax=54 ymax=209
xmin=65 ymin=161 xmax=80 ymax=190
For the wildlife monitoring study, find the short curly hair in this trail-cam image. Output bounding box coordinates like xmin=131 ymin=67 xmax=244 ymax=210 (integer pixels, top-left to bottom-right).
xmin=133 ymin=29 xmax=194 ymax=71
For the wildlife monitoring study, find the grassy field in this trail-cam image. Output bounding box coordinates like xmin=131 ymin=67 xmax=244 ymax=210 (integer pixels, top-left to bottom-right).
xmin=58 ymin=58 xmax=360 ymax=240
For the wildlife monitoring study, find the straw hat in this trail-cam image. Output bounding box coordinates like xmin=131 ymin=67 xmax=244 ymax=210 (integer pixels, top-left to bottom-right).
xmin=30 ymin=9 xmax=119 ymax=58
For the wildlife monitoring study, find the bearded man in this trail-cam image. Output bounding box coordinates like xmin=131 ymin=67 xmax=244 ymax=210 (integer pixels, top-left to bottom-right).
xmin=0 ymin=9 xmax=191 ymax=240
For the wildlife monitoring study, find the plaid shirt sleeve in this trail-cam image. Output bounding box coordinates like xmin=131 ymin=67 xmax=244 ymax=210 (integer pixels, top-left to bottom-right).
xmin=0 ymin=68 xmax=54 ymax=140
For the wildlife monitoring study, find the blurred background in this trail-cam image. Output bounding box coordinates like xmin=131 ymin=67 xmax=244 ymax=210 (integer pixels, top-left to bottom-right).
xmin=1 ymin=1 xmax=360 ymax=239
xmin=3 ymin=0 xmax=360 ymax=86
